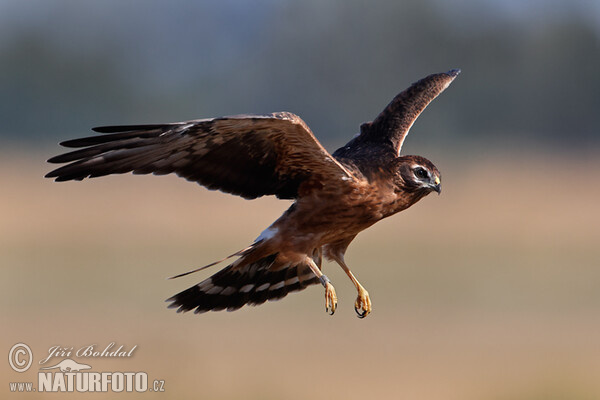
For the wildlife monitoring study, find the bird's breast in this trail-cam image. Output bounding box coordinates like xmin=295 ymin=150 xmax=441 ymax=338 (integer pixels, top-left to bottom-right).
xmin=275 ymin=181 xmax=395 ymax=247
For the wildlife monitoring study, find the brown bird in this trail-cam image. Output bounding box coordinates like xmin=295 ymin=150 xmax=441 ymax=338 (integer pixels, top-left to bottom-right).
xmin=46 ymin=69 xmax=460 ymax=318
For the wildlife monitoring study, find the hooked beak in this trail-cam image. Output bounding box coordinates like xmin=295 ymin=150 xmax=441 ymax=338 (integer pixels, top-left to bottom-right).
xmin=431 ymin=176 xmax=441 ymax=195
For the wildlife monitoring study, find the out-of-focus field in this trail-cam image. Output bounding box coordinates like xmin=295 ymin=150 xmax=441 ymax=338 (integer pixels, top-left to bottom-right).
xmin=2 ymin=151 xmax=599 ymax=399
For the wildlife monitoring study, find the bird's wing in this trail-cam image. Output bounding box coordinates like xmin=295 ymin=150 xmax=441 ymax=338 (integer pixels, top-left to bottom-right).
xmin=335 ymin=69 xmax=460 ymax=159
xmin=46 ymin=112 xmax=355 ymax=200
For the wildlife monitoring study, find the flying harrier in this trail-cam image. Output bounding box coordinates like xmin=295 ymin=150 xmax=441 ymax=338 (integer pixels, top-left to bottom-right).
xmin=46 ymin=69 xmax=460 ymax=318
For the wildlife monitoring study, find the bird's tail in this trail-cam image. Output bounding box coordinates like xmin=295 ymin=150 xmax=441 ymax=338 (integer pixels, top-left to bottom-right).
xmin=166 ymin=247 xmax=321 ymax=313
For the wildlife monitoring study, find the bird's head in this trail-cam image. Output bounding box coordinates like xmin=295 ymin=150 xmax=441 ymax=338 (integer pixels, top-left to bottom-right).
xmin=393 ymin=155 xmax=441 ymax=196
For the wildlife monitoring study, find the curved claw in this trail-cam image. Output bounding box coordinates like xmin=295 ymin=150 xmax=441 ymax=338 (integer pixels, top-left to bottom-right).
xmin=325 ymin=282 xmax=337 ymax=315
xmin=354 ymin=287 xmax=371 ymax=319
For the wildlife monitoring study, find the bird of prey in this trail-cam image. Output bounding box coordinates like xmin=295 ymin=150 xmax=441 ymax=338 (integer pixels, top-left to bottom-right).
xmin=46 ymin=69 xmax=460 ymax=318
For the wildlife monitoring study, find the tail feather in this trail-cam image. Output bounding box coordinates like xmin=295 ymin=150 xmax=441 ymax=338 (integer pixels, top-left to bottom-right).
xmin=167 ymin=253 xmax=320 ymax=314
xmin=167 ymin=244 xmax=256 ymax=280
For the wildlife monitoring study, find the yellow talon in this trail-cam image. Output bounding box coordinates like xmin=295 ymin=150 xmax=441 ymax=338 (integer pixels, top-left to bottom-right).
xmin=354 ymin=286 xmax=371 ymax=318
xmin=325 ymin=282 xmax=337 ymax=315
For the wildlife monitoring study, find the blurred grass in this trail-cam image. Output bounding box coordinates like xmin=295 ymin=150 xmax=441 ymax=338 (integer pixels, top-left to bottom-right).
xmin=2 ymin=150 xmax=600 ymax=399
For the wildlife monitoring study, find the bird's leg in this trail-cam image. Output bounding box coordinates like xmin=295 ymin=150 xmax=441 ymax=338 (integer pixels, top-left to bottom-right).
xmin=313 ymin=247 xmax=323 ymax=268
xmin=306 ymin=257 xmax=337 ymax=315
xmin=333 ymin=255 xmax=372 ymax=318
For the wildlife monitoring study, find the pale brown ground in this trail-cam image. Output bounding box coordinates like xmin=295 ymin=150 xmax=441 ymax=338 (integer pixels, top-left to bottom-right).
xmin=2 ymin=151 xmax=599 ymax=399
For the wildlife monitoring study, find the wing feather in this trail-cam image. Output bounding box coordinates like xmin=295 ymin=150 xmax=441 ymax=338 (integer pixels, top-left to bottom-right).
xmin=46 ymin=112 xmax=354 ymax=199
xmin=334 ymin=69 xmax=460 ymax=160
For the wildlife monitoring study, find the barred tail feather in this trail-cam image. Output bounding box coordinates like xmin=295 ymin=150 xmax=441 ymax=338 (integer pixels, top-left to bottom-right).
xmin=166 ymin=253 xmax=320 ymax=314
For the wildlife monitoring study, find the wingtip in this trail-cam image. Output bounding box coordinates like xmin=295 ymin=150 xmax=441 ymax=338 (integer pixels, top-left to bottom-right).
xmin=446 ymin=68 xmax=461 ymax=78
xmin=91 ymin=126 xmax=113 ymax=133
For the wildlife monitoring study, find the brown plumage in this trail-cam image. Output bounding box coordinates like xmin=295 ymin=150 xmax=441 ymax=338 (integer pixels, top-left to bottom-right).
xmin=46 ymin=69 xmax=460 ymax=318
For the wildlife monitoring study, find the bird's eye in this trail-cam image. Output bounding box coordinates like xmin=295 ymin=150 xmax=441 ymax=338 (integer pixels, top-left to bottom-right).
xmin=415 ymin=168 xmax=428 ymax=179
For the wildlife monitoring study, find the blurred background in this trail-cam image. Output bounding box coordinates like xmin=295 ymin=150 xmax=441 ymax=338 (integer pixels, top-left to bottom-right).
xmin=1 ymin=0 xmax=599 ymax=399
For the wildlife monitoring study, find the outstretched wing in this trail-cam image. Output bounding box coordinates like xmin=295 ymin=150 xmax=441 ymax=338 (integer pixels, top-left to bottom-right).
xmin=334 ymin=69 xmax=460 ymax=159
xmin=46 ymin=112 xmax=354 ymax=200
